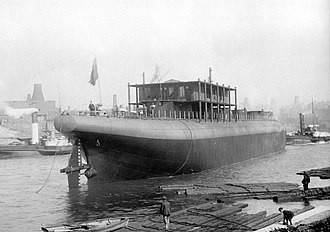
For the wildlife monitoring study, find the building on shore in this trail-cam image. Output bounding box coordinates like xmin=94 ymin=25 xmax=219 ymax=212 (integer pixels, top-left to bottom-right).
xmin=4 ymin=84 xmax=58 ymax=119
xmin=0 ymin=84 xmax=58 ymax=137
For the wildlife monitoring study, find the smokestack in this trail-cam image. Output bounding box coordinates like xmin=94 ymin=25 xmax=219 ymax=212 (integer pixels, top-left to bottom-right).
xmin=31 ymin=112 xmax=39 ymax=144
xmin=113 ymin=94 xmax=117 ymax=108
xmin=299 ymin=113 xmax=305 ymax=135
xmin=31 ymin=84 xmax=45 ymax=101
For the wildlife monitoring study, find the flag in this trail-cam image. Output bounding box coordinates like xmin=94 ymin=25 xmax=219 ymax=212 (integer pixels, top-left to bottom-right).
xmin=89 ymin=58 xmax=98 ymax=86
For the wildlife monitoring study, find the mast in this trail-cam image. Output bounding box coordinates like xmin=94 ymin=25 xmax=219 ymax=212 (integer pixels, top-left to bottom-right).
xmin=98 ymin=76 xmax=102 ymax=105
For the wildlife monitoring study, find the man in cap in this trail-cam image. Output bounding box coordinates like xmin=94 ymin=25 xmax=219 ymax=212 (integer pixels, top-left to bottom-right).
xmin=278 ymin=207 xmax=294 ymax=225
xmin=159 ymin=196 xmax=171 ymax=230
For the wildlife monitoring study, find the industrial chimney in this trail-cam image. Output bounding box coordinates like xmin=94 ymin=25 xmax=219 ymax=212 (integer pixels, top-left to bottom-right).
xmin=31 ymin=84 xmax=45 ymax=101
xmin=113 ymin=94 xmax=117 ymax=108
xmin=31 ymin=112 xmax=39 ymax=144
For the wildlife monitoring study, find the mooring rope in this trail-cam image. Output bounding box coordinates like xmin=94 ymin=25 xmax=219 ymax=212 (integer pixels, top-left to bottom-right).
xmin=36 ymin=120 xmax=64 ymax=194
xmin=169 ymin=120 xmax=193 ymax=176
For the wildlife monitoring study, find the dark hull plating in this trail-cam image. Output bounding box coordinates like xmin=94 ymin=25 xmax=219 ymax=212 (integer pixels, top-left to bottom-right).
xmin=55 ymin=115 xmax=286 ymax=183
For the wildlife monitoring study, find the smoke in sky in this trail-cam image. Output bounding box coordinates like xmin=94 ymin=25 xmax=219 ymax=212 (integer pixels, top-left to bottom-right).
xmin=0 ymin=102 xmax=38 ymax=119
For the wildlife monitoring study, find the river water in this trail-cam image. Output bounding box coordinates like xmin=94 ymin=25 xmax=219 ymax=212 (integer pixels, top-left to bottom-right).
xmin=1 ymin=142 xmax=329 ymax=231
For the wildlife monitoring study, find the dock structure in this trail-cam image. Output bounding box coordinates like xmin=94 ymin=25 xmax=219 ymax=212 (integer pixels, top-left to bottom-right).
xmin=124 ymin=202 xmax=315 ymax=232
xmin=158 ymin=182 xmax=330 ymax=201
xmin=120 ymin=182 xmax=330 ymax=231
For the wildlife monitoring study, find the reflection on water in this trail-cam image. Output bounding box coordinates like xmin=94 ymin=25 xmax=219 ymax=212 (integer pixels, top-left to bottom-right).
xmin=0 ymin=143 xmax=329 ymax=231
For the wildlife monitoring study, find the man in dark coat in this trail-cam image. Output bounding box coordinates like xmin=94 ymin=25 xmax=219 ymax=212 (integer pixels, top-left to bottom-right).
xmin=159 ymin=196 xmax=171 ymax=230
xmin=88 ymin=101 xmax=95 ymax=116
xmin=278 ymin=207 xmax=294 ymax=225
xmin=302 ymin=171 xmax=310 ymax=191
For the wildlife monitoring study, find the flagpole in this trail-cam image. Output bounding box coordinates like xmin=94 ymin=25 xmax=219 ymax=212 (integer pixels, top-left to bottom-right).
xmin=98 ymin=74 xmax=102 ymax=105
xmin=90 ymin=57 xmax=102 ymax=105
xmin=95 ymin=56 xmax=102 ymax=105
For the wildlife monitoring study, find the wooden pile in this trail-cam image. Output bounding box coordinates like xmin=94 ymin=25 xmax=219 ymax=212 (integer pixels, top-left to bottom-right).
xmin=297 ymin=167 xmax=330 ymax=179
xmin=124 ymin=202 xmax=315 ymax=232
xmin=157 ymin=182 xmax=330 ymax=202
xmin=158 ymin=182 xmax=298 ymax=199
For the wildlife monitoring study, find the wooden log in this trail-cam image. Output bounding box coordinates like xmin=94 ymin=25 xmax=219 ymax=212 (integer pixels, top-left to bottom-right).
xmin=292 ymin=205 xmax=315 ymax=215
xmin=241 ymin=210 xmax=267 ymax=229
xmin=235 ymin=212 xmax=266 ymax=225
xmin=188 ymin=205 xmax=242 ymax=218
xmin=213 ymin=206 xmax=243 ymax=217
xmin=253 ymin=213 xmax=282 ymax=230
xmin=158 ymin=184 xmax=194 ymax=191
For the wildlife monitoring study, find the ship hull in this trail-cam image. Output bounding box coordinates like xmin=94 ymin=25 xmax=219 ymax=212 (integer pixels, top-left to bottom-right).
xmin=55 ymin=115 xmax=286 ymax=183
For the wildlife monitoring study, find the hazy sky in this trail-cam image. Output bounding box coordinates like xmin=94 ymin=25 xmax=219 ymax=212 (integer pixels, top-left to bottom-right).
xmin=1 ymin=0 xmax=329 ymax=110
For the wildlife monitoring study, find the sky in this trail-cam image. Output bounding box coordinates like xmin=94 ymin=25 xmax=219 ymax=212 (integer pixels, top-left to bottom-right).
xmin=0 ymin=0 xmax=329 ymax=110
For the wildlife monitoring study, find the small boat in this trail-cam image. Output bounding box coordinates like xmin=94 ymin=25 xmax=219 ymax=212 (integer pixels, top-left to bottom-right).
xmin=37 ymin=130 xmax=72 ymax=156
xmin=36 ymin=146 xmax=72 ymax=156
xmin=41 ymin=217 xmax=129 ymax=232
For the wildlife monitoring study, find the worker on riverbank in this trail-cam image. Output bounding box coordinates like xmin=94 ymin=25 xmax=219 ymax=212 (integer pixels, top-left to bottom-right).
xmin=278 ymin=207 xmax=294 ymax=225
xmin=302 ymin=171 xmax=310 ymax=191
xmin=159 ymin=196 xmax=171 ymax=231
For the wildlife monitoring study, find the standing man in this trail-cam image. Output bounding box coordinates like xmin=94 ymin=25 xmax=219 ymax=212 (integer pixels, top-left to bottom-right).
xmin=278 ymin=207 xmax=294 ymax=225
xmin=89 ymin=101 xmax=95 ymax=116
xmin=159 ymin=196 xmax=171 ymax=231
xmin=302 ymin=171 xmax=310 ymax=191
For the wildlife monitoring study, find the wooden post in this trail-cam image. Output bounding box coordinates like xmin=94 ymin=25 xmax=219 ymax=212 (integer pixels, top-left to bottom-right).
xmin=222 ymin=85 xmax=225 ymax=122
xmin=210 ymin=84 xmax=213 ymax=122
xmin=135 ymin=84 xmax=139 ymax=109
xmin=128 ymin=82 xmax=131 ymax=115
xmin=142 ymin=72 xmax=145 ymax=100
xmin=235 ymin=87 xmax=238 ymax=122
xmin=198 ymin=79 xmax=201 ymax=122
xmin=208 ymin=67 xmax=212 ymax=83
xmin=228 ymin=85 xmax=231 ymax=122
xmin=217 ymin=83 xmax=220 ymax=122
xmin=204 ymin=82 xmax=207 ymax=122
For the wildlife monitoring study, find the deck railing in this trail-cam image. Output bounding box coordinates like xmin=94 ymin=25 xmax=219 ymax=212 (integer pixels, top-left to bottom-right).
xmin=72 ymin=109 xmax=274 ymax=122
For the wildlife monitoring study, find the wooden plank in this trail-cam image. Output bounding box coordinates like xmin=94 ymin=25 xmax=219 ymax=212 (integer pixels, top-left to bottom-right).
xmin=241 ymin=211 xmax=267 ymax=229
xmin=253 ymin=213 xmax=282 ymax=230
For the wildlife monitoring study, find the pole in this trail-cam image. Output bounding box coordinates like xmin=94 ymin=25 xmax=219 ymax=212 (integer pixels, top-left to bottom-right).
xmin=228 ymin=85 xmax=231 ymax=122
xmin=198 ymin=79 xmax=201 ymax=122
xmin=235 ymin=87 xmax=237 ymax=122
xmin=128 ymin=82 xmax=131 ymax=115
xmin=98 ymin=75 xmax=102 ymax=105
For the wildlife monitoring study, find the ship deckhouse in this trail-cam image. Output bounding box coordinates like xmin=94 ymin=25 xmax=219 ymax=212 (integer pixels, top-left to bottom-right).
xmin=128 ymin=78 xmax=237 ymax=122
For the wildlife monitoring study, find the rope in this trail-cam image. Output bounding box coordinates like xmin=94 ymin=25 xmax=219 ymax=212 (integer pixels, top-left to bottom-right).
xmin=36 ymin=122 xmax=63 ymax=194
xmin=169 ymin=120 xmax=193 ymax=176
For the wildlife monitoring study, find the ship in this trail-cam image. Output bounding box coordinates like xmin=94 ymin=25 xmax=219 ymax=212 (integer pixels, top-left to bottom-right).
xmin=286 ymin=107 xmax=330 ymax=144
xmin=55 ymin=74 xmax=286 ymax=187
